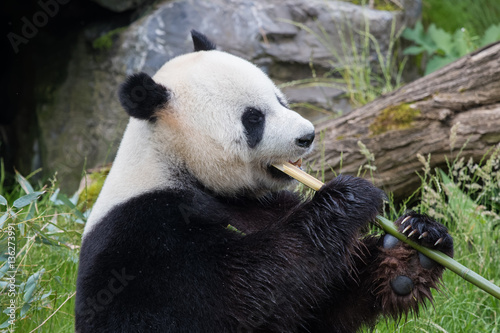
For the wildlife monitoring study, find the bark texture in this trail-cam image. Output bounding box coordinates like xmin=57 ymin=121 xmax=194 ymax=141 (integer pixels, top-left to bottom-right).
xmin=310 ymin=41 xmax=500 ymax=199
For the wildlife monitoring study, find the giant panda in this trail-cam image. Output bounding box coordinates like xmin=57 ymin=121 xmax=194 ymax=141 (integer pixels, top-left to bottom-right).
xmin=75 ymin=30 xmax=453 ymax=333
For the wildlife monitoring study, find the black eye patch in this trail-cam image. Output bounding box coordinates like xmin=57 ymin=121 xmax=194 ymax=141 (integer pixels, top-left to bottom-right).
xmin=242 ymin=107 xmax=265 ymax=148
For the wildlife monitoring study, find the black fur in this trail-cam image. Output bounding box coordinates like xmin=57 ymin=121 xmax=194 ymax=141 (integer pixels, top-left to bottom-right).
xmin=241 ymin=107 xmax=265 ymax=148
xmin=118 ymin=72 xmax=170 ymax=121
xmin=191 ymin=29 xmax=217 ymax=51
xmin=75 ymin=174 xmax=452 ymax=332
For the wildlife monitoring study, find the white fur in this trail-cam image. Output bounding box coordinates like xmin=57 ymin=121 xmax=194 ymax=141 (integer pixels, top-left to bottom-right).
xmin=83 ymin=119 xmax=180 ymax=235
xmin=84 ymin=50 xmax=314 ymax=236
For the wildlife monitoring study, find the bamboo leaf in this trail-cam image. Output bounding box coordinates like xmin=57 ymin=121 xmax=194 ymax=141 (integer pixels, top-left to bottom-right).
xmin=0 ymin=263 xmax=9 ymax=280
xmin=56 ymin=192 xmax=86 ymax=220
xmin=23 ymin=269 xmax=45 ymax=304
xmin=13 ymin=191 xmax=44 ymax=209
xmin=0 ymin=319 xmax=12 ymax=328
xmin=0 ymin=212 xmax=9 ymax=229
xmin=19 ymin=303 xmax=31 ymax=318
xmin=15 ymin=171 xmax=34 ymax=194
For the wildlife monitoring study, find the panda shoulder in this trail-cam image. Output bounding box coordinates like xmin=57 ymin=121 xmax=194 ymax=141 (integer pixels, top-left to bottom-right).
xmin=92 ymin=188 xmax=228 ymax=234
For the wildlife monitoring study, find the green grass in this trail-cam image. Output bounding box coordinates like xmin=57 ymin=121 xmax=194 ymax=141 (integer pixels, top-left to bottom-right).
xmin=0 ymin=171 xmax=84 ymax=332
xmin=280 ymin=14 xmax=406 ymax=110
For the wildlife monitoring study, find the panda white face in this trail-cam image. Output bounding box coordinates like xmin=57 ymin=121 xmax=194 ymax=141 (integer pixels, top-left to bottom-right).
xmin=148 ymin=50 xmax=315 ymax=196
xmin=84 ymin=32 xmax=315 ymax=235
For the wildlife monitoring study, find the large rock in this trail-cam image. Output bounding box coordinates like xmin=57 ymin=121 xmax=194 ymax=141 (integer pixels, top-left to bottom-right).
xmin=35 ymin=32 xmax=128 ymax=190
xmin=91 ymin=0 xmax=151 ymax=12
xmin=119 ymin=0 xmax=411 ymax=73
xmin=36 ymin=0 xmax=421 ymax=191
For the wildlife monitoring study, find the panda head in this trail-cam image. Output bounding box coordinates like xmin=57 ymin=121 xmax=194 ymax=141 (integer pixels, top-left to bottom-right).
xmin=118 ymin=30 xmax=315 ymax=197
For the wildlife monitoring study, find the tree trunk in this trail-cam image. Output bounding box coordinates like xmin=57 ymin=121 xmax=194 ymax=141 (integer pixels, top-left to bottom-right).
xmin=309 ymin=41 xmax=500 ymax=200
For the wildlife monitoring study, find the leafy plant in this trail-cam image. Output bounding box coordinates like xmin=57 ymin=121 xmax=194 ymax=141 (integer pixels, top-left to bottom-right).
xmin=402 ymin=21 xmax=500 ymax=75
xmin=422 ymin=0 xmax=500 ymax=37
xmin=0 ymin=171 xmax=84 ymax=331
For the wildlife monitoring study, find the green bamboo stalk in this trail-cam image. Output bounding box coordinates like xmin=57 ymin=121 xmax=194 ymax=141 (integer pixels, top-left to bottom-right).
xmin=377 ymin=215 xmax=500 ymax=300
xmin=272 ymin=162 xmax=500 ymax=300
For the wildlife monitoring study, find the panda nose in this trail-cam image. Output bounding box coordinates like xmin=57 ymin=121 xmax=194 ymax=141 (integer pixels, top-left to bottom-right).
xmin=295 ymin=131 xmax=315 ymax=148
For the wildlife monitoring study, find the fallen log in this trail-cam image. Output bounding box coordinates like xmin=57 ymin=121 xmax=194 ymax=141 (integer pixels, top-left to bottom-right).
xmin=310 ymin=41 xmax=500 ymax=199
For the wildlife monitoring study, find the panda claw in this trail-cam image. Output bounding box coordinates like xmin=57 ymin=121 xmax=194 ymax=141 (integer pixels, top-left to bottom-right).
xmin=400 ymin=216 xmax=411 ymax=225
xmin=408 ymin=229 xmax=418 ymax=238
xmin=402 ymin=225 xmax=412 ymax=234
xmin=418 ymin=231 xmax=428 ymax=239
xmin=434 ymin=238 xmax=443 ymax=246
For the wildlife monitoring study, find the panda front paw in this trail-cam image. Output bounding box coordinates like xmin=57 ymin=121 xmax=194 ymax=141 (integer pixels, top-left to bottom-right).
xmin=313 ymin=175 xmax=385 ymax=229
xmin=394 ymin=211 xmax=454 ymax=257
xmin=375 ymin=212 xmax=453 ymax=315
xmin=383 ymin=211 xmax=454 ymax=290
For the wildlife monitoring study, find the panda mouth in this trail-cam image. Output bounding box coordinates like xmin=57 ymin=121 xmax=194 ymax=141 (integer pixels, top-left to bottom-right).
xmin=289 ymin=158 xmax=302 ymax=168
xmin=268 ymin=159 xmax=303 ymax=180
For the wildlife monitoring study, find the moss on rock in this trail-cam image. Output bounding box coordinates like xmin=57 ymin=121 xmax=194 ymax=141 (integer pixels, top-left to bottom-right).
xmin=92 ymin=27 xmax=127 ymax=51
xmin=344 ymin=0 xmax=400 ymax=11
xmin=77 ymin=165 xmax=110 ymax=212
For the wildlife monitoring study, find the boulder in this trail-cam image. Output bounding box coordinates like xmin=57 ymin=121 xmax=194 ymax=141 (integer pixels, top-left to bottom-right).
xmin=91 ymin=0 xmax=151 ymax=13
xmin=35 ymin=0 xmax=421 ymax=191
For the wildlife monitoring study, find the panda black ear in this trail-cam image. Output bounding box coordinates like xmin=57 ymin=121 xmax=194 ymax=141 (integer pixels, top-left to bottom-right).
xmin=191 ymin=29 xmax=216 ymax=51
xmin=118 ymin=72 xmax=170 ymax=121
